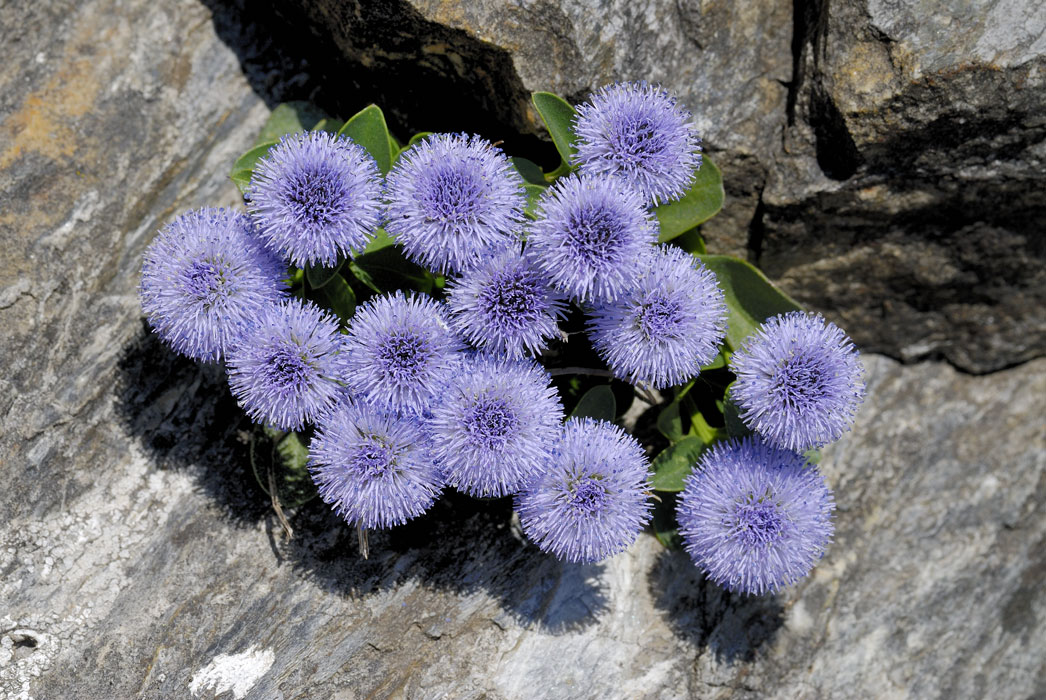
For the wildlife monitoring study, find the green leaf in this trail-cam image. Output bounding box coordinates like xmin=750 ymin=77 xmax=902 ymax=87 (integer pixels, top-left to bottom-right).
xmin=362 ymin=228 xmax=395 ymax=254
xmin=570 ymin=385 xmax=616 ymax=422
xmin=657 ymin=401 xmax=685 ymax=443
xmin=257 ymin=102 xmax=329 ymax=144
xmin=229 ymin=141 xmax=278 ymax=195
xmin=311 ymin=117 xmax=345 ymax=133
xmin=321 ymin=274 xmax=357 ymax=322
xmin=803 ymin=448 xmax=822 ymax=465
xmin=407 ymin=131 xmax=433 ymax=148
xmin=672 ymin=227 xmax=707 ymax=254
xmin=524 ymin=183 xmax=546 ymax=220
xmin=352 ymin=245 xmax=435 ymax=294
xmin=654 ymin=157 xmax=724 ymax=242
xmin=512 ymin=157 xmax=547 ymax=185
xmin=700 ymin=350 xmax=727 ymax=371
xmin=388 ymin=132 xmax=402 ymax=154
xmin=695 ymin=254 xmax=803 ymax=351
xmin=532 ymin=92 xmax=578 ymax=172
xmin=249 ymin=429 xmax=317 ymax=508
xmin=650 ymin=436 xmax=706 ymax=492
xmin=305 ymin=259 xmax=345 ymax=290
xmin=723 ymin=388 xmax=753 ymax=439
xmin=339 ymin=104 xmax=393 ymax=175
xmin=652 ymin=494 xmax=682 ymax=549
xmin=348 ymin=261 xmax=382 ymax=293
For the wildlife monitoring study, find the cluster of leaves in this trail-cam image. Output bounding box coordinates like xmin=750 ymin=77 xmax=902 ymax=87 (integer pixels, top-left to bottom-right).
xmin=231 ymin=96 xmax=805 ymax=545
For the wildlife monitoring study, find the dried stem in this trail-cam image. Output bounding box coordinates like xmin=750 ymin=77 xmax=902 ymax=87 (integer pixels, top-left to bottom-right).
xmin=267 ymin=460 xmax=294 ymax=541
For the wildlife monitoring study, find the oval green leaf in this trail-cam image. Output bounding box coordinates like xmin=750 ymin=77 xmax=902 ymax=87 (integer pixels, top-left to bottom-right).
xmin=695 ymin=254 xmax=803 ymax=351
xmin=524 ymin=183 xmax=546 ymax=220
xmin=229 ymin=140 xmax=279 ymax=194
xmin=512 ymin=156 xmax=546 ymax=185
xmin=650 ymin=436 xmax=706 ymax=492
xmin=305 ymin=259 xmax=345 ymax=290
xmin=570 ymin=385 xmax=616 ymax=422
xmin=657 ymin=400 xmax=685 ymax=443
xmin=321 ymin=273 xmax=357 ymax=323
xmin=258 ymin=101 xmax=329 ymax=144
xmin=531 ymin=92 xmax=578 ymax=171
xmin=654 ymin=157 xmax=724 ymax=241
xmin=339 ymin=104 xmax=393 ymax=175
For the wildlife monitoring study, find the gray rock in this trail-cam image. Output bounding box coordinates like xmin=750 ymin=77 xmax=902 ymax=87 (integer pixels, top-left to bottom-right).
xmin=2 ymin=1 xmax=1045 ymax=698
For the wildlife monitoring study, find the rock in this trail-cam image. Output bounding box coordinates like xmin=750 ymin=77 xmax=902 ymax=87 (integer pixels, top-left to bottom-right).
xmin=2 ymin=0 xmax=1045 ymax=698
xmin=282 ymin=0 xmax=1046 ymax=372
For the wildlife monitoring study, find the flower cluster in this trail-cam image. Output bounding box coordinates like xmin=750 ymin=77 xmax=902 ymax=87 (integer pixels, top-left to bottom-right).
xmin=138 ymin=82 xmax=864 ymax=594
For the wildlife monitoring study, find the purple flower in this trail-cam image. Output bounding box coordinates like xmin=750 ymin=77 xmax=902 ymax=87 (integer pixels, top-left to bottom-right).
xmin=310 ymin=398 xmax=443 ymax=529
xmin=528 ymin=174 xmax=658 ymax=303
xmin=342 ymin=291 xmax=463 ymax=414
xmin=445 ymin=246 xmax=567 ymax=358
xmin=572 ymin=82 xmax=702 ymax=206
xmin=139 ymin=208 xmax=287 ymax=362
xmin=430 ymin=355 xmax=564 ymax=498
xmin=384 ymin=133 xmax=526 ymax=275
xmin=730 ymin=311 xmax=865 ymax=452
xmin=516 ymin=418 xmax=652 ymax=563
xmin=589 ymin=246 xmax=727 ymax=388
xmin=676 ymin=436 xmax=835 ymax=596
xmin=248 ymin=131 xmax=382 ymax=267
xmin=226 ymin=299 xmax=349 ymax=431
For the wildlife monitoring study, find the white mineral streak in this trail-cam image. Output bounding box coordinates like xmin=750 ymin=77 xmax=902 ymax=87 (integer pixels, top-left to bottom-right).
xmin=188 ymin=646 xmax=276 ymax=700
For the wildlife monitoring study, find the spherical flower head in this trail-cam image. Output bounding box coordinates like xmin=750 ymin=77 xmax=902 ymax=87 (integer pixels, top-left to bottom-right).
xmin=516 ymin=418 xmax=652 ymax=563
xmin=730 ymin=311 xmax=866 ymax=452
xmin=384 ymin=133 xmax=526 ymax=275
xmin=139 ymin=208 xmax=288 ymax=362
xmin=589 ymin=246 xmax=727 ymax=389
xmin=528 ymin=174 xmax=658 ymax=304
xmin=310 ymin=398 xmax=443 ymax=529
xmin=227 ymin=299 xmax=349 ymax=431
xmin=248 ymin=130 xmax=382 ymax=267
xmin=676 ymin=436 xmax=835 ymax=596
xmin=445 ymin=245 xmax=567 ymax=358
xmin=430 ymin=355 xmax=564 ymax=498
xmin=572 ymin=82 xmax=702 ymax=206
xmin=342 ymin=291 xmax=464 ymax=414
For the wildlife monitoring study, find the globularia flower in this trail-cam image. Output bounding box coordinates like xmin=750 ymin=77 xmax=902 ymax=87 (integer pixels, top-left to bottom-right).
xmin=342 ymin=291 xmax=463 ymax=414
xmin=384 ymin=133 xmax=526 ymax=275
xmin=677 ymin=436 xmax=835 ymax=596
xmin=517 ymin=418 xmax=652 ymax=563
xmin=730 ymin=311 xmax=865 ymax=452
xmin=310 ymin=399 xmax=443 ymax=529
xmin=572 ymin=82 xmax=702 ymax=206
xmin=248 ymin=130 xmax=382 ymax=267
xmin=445 ymin=246 xmax=567 ymax=358
xmin=528 ymin=174 xmax=658 ymax=303
xmin=139 ymin=208 xmax=287 ymax=362
xmin=430 ymin=355 xmax=564 ymax=498
xmin=589 ymin=246 xmax=727 ymax=388
xmin=227 ymin=299 xmax=349 ymax=430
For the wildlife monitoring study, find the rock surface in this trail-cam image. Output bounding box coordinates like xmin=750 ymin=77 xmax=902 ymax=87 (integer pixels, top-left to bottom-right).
xmin=2 ymin=0 xmax=1045 ymax=699
xmin=284 ymin=0 xmax=1046 ymax=372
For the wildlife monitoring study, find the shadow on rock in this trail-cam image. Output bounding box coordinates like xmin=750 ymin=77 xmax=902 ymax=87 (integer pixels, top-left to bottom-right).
xmin=116 ymin=321 xmax=607 ymax=634
xmin=648 ymin=548 xmax=784 ymax=663
xmin=114 ymin=321 xmax=268 ymax=525
xmin=285 ymin=490 xmax=609 ymax=635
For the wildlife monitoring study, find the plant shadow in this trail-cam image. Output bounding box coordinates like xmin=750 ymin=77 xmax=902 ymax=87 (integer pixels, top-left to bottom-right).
xmin=647 ymin=547 xmax=785 ymax=663
xmin=114 ymin=322 xmax=607 ymax=634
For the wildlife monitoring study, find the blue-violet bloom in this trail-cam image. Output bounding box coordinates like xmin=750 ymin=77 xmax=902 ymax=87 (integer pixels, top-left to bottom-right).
xmin=139 ymin=208 xmax=287 ymax=362
xmin=527 ymin=174 xmax=658 ymax=304
xmin=248 ymin=130 xmax=382 ymax=267
xmin=227 ymin=298 xmax=349 ymax=430
xmin=730 ymin=311 xmax=865 ymax=452
xmin=430 ymin=355 xmax=564 ymax=498
xmin=677 ymin=436 xmax=835 ymax=596
xmin=572 ymin=82 xmax=702 ymax=206
xmin=310 ymin=399 xmax=443 ymax=529
xmin=342 ymin=291 xmax=463 ymax=414
xmin=589 ymin=245 xmax=727 ymax=388
xmin=445 ymin=245 xmax=567 ymax=358
xmin=516 ymin=418 xmax=652 ymax=563
xmin=384 ymin=133 xmax=526 ymax=275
